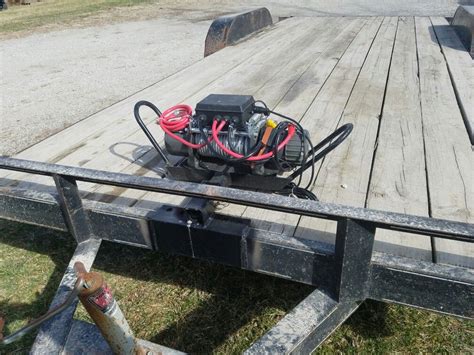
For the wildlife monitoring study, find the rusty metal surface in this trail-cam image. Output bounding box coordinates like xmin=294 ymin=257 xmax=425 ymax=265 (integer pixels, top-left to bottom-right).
xmin=204 ymin=7 xmax=273 ymax=57
xmin=75 ymin=264 xmax=140 ymax=354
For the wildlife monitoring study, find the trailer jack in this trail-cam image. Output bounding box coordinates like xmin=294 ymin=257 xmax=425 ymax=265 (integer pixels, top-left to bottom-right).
xmin=0 ymin=259 xmax=173 ymax=354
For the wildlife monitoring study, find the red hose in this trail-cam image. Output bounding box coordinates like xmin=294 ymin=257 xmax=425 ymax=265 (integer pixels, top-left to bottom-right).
xmin=159 ymin=104 xmax=295 ymax=161
xmin=211 ymin=120 xmax=295 ymax=161
xmin=158 ymin=104 xmax=209 ymax=149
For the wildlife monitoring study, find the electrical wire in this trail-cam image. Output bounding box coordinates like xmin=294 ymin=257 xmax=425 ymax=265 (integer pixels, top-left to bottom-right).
xmin=253 ymin=102 xmax=353 ymax=199
xmin=288 ymin=123 xmax=353 ymax=181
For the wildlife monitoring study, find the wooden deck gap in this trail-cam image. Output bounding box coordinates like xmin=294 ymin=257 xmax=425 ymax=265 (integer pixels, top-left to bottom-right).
xmin=363 ymin=17 xmax=400 ymax=209
xmin=414 ymin=16 xmax=437 ymax=263
xmin=293 ymin=17 xmax=384 ymax=193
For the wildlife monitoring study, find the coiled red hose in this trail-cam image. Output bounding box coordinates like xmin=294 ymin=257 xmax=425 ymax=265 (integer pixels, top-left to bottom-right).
xmin=157 ymin=104 xmax=208 ymax=149
xmin=158 ymin=105 xmax=295 ymax=161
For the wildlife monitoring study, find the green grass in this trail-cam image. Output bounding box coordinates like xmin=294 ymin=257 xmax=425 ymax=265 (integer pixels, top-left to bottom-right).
xmin=0 ymin=0 xmax=154 ymax=34
xmin=1 ymin=220 xmax=473 ymax=354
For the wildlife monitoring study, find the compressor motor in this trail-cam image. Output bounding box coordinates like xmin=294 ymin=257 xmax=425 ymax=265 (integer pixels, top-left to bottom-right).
xmin=134 ymin=93 xmax=353 ymax=199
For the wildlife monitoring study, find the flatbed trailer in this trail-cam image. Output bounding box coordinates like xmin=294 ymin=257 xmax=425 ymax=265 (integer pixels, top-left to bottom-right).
xmin=1 ymin=7 xmax=473 ymax=353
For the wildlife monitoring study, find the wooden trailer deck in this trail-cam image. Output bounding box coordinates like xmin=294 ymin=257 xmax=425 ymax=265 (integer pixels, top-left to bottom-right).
xmin=2 ymin=16 xmax=473 ymax=267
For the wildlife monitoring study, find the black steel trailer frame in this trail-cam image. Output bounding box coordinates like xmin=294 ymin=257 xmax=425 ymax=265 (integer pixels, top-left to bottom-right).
xmin=0 ymin=156 xmax=473 ymax=353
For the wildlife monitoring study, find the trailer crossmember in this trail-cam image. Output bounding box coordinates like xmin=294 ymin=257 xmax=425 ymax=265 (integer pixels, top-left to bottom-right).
xmin=0 ymin=156 xmax=473 ymax=353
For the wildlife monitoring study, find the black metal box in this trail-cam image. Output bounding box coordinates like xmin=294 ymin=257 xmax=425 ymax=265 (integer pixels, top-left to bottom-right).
xmin=195 ymin=94 xmax=255 ymax=127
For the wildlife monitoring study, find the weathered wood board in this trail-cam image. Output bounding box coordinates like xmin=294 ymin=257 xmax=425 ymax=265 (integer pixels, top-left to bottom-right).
xmin=366 ymin=16 xmax=432 ymax=260
xmin=416 ymin=17 xmax=473 ymax=267
xmin=430 ymin=16 xmax=474 ymax=144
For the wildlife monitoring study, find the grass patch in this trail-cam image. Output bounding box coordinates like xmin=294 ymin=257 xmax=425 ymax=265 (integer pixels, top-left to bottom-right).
xmin=1 ymin=220 xmax=473 ymax=353
xmin=0 ymin=0 xmax=154 ymax=34
xmin=0 ymin=221 xmax=75 ymax=353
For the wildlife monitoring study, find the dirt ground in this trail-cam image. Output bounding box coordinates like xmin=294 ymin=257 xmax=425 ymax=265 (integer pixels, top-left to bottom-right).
xmin=0 ymin=5 xmax=240 ymax=156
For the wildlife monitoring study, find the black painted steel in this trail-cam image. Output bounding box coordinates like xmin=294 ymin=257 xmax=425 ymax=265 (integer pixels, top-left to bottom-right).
xmin=1 ymin=156 xmax=473 ymax=353
xmin=150 ymin=206 xmax=250 ymax=265
xmin=0 ymin=178 xmax=472 ymax=320
xmin=334 ymin=219 xmax=375 ymax=301
xmin=53 ymin=174 xmax=94 ymax=243
xmin=370 ymin=252 xmax=474 ymax=318
xmin=1 ymin=157 xmax=473 ymax=241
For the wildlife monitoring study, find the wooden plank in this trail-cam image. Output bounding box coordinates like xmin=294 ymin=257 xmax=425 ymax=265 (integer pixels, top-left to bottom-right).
xmin=430 ymin=16 xmax=474 ymax=144
xmin=5 ymin=18 xmax=321 ymax=193
xmin=415 ymin=17 xmax=474 ymax=267
xmin=240 ymin=17 xmax=378 ymax=233
xmin=291 ymin=16 xmax=404 ymax=251
xmin=365 ymin=17 xmax=432 ymax=260
xmin=83 ymin=16 xmax=365 ymax=219
xmin=1 ymin=18 xmax=306 ymax=186
xmin=283 ymin=17 xmax=385 ymax=242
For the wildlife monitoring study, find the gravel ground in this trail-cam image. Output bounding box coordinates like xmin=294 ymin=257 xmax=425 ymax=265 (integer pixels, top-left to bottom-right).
xmin=1 ymin=0 xmax=471 ymax=156
xmin=0 ymin=17 xmax=211 ymax=156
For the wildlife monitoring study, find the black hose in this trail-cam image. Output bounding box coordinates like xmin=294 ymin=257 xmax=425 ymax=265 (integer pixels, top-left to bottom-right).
xmin=289 ymin=123 xmax=353 ymax=181
xmin=133 ymin=101 xmax=171 ymax=166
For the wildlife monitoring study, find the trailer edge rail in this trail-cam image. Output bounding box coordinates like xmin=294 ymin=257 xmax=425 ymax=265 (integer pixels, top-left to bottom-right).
xmin=0 ymin=156 xmax=473 ymax=353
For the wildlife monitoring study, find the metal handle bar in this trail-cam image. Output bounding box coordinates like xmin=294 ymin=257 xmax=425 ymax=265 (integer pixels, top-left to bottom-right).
xmin=0 ymin=274 xmax=86 ymax=345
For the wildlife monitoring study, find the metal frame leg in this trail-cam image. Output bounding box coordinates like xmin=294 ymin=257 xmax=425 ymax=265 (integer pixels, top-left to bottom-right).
xmin=244 ymin=289 xmax=360 ymax=354
xmin=30 ymin=239 xmax=101 ymax=354
xmin=334 ymin=219 xmax=375 ymax=301
xmin=247 ymin=218 xmax=376 ymax=353
xmin=53 ymin=174 xmax=94 ymax=243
